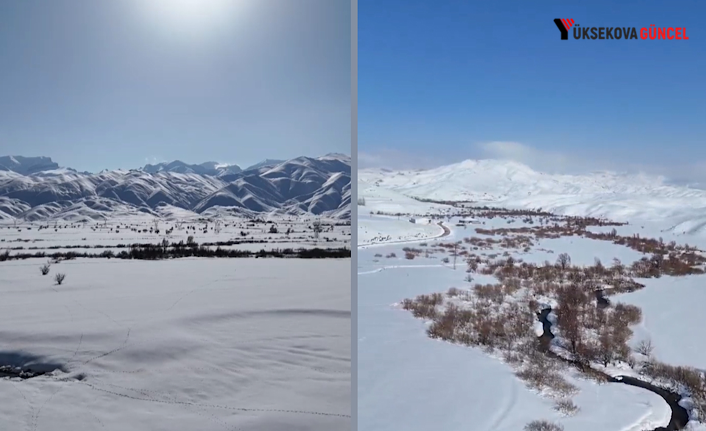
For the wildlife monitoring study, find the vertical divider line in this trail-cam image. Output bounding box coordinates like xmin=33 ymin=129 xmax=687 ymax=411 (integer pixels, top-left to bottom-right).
xmin=350 ymin=0 xmax=358 ymax=429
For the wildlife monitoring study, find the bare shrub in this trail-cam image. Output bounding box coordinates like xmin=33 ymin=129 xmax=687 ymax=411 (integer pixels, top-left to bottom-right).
xmin=554 ymin=399 xmax=579 ymax=416
xmin=40 ymin=264 xmax=50 ymax=275
xmin=503 ymin=350 xmax=523 ymax=365
xmin=401 ymin=293 xmax=444 ymax=320
xmin=55 ymin=273 xmax=66 ymax=285
xmin=447 ymin=287 xmax=461 ymax=297
xmin=613 ymin=303 xmax=642 ymax=325
xmin=473 ymin=283 xmax=504 ymax=303
xmin=427 ymin=304 xmax=472 ymax=341
xmin=524 ymin=420 xmax=564 ymax=431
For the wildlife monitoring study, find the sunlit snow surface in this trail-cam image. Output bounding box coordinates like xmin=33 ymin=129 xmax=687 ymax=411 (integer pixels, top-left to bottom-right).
xmin=357 ymin=163 xmax=706 ymax=431
xmin=0 ymin=218 xmax=350 ymax=430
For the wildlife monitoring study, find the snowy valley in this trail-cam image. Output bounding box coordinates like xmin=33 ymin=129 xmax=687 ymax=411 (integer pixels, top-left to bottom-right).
xmin=358 ymin=159 xmax=706 ymax=431
xmin=0 ymin=155 xmax=352 ymax=431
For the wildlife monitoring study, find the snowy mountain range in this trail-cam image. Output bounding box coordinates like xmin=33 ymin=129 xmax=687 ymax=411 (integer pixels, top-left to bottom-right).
xmin=360 ymin=159 xmax=706 ymax=234
xmin=0 ymin=154 xmax=351 ymax=222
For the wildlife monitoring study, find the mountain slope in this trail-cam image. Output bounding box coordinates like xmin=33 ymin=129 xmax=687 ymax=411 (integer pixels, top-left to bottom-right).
xmin=142 ymin=160 xmax=243 ymax=176
xmin=0 ymin=156 xmax=60 ymax=175
xmin=360 ymin=159 xmax=706 ymax=227
xmin=0 ymin=155 xmax=350 ymax=221
xmin=244 ymin=159 xmax=286 ymax=172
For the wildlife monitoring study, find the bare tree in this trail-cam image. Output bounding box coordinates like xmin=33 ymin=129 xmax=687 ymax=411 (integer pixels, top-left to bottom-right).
xmin=556 ymin=284 xmax=587 ymax=354
xmin=452 ymin=241 xmax=461 ymax=270
xmin=557 ymin=253 xmax=571 ymax=270
xmin=635 ymin=338 xmax=654 ymax=358
xmin=313 ymin=219 xmax=322 ymax=242
xmin=55 ymin=273 xmax=66 ymax=285
xmin=40 ymin=263 xmax=51 ymax=275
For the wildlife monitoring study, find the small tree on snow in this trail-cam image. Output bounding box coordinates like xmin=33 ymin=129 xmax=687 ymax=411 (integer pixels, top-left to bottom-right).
xmin=313 ymin=220 xmax=322 ymax=241
xmin=55 ymin=273 xmax=66 ymax=285
xmin=40 ymin=263 xmax=50 ymax=275
xmin=635 ymin=338 xmax=654 ymax=358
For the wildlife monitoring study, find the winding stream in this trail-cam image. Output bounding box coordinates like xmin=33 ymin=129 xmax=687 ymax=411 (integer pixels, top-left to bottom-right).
xmin=536 ymin=307 xmax=689 ymax=431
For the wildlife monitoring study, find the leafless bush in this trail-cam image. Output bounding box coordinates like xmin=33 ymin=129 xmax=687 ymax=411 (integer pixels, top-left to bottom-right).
xmin=524 ymin=420 xmax=564 ymax=431
xmin=554 ymin=399 xmax=579 ymax=416
xmin=427 ymin=304 xmax=473 ymax=341
xmin=473 ymin=283 xmax=504 ymax=303
xmin=40 ymin=264 xmax=50 ymax=275
xmin=613 ymin=303 xmax=642 ymax=325
xmin=447 ymin=287 xmax=461 ymax=297
xmin=401 ymin=293 xmax=444 ymax=320
xmin=55 ymin=273 xmax=66 ymax=285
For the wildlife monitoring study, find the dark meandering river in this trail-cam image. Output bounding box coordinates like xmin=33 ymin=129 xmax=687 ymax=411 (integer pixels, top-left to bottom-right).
xmin=536 ymin=307 xmax=689 ymax=431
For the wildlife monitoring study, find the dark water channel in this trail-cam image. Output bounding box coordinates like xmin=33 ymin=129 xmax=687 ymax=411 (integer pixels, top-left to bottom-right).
xmin=535 ymin=307 xmax=688 ymax=431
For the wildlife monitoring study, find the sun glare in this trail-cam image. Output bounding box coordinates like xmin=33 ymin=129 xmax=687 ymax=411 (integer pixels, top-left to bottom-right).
xmin=136 ymin=0 xmax=245 ymax=41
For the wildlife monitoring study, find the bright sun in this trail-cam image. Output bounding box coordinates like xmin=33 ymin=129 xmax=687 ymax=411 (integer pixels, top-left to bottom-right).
xmin=136 ymin=0 xmax=245 ymax=40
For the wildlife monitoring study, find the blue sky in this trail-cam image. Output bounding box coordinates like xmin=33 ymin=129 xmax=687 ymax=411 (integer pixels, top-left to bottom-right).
xmin=359 ymin=0 xmax=706 ymax=183
xmin=0 ymin=0 xmax=350 ymax=172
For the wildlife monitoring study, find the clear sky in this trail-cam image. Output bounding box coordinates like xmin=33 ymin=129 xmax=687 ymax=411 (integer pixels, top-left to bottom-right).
xmin=359 ymin=0 xmax=706 ymax=184
xmin=0 ymin=0 xmax=350 ymax=172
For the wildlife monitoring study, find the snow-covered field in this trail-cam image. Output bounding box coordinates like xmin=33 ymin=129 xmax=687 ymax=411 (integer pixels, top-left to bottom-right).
xmin=358 ymin=161 xmax=706 ymax=431
xmin=357 ymin=215 xmax=443 ymax=246
xmin=358 ymin=225 xmax=675 ymax=431
xmin=0 ymin=215 xmax=350 ymax=255
xmin=0 ymin=217 xmax=351 ymax=430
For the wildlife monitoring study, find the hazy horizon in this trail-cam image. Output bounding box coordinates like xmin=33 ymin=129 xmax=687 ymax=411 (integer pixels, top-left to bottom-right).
xmin=0 ymin=151 xmax=351 ymax=174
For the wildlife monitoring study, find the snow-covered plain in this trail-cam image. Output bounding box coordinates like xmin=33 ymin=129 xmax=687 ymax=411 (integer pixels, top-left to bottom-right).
xmin=0 ymin=215 xmax=350 ymax=256
xmin=358 ymin=160 xmax=706 ymax=431
xmin=0 ymin=257 xmax=351 ymax=431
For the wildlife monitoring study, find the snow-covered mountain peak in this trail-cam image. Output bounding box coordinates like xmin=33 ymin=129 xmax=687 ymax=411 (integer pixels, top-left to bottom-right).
xmin=0 ymin=155 xmax=351 ymax=222
xmin=360 ymin=158 xmax=706 ymax=226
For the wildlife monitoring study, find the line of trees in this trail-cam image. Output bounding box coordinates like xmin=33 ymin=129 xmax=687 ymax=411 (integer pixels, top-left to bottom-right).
xmin=2 ymin=245 xmax=351 ymax=261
